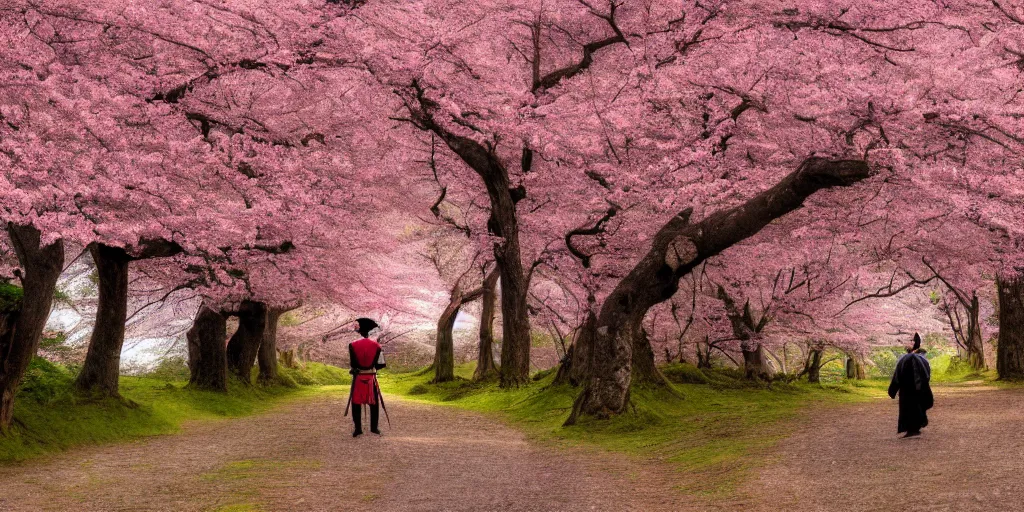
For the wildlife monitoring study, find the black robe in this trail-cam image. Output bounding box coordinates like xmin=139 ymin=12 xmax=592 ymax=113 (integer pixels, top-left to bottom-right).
xmin=888 ymin=352 xmax=933 ymax=433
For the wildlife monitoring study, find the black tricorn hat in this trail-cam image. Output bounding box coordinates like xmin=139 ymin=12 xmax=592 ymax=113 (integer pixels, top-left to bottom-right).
xmin=355 ymin=317 xmax=379 ymax=335
xmin=912 ymin=332 xmax=922 ymax=351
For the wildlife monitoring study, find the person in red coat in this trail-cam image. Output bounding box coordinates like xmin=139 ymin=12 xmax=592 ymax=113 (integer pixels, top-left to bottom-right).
xmin=348 ymin=318 xmax=386 ymax=437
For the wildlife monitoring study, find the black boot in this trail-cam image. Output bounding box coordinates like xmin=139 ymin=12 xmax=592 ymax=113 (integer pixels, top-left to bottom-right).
xmin=370 ymin=404 xmax=381 ymax=434
xmin=352 ymin=404 xmax=364 ymax=437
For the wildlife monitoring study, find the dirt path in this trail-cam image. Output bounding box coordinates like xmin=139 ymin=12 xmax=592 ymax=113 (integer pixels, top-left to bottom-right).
xmin=740 ymin=384 xmax=1024 ymax=512
xmin=0 ymin=393 xmax=689 ymax=512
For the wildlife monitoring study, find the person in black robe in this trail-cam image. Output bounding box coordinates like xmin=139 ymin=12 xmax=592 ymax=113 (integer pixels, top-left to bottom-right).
xmin=888 ymin=333 xmax=934 ymax=438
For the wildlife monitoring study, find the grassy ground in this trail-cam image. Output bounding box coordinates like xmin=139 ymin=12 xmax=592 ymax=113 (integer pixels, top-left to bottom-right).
xmin=926 ymin=352 xmax=1005 ymax=384
xmin=0 ymin=358 xmax=348 ymax=464
xmin=380 ymin=363 xmax=892 ymax=497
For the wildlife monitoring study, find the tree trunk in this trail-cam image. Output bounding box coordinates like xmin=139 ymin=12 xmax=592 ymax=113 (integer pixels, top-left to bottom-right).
xmin=717 ymin=285 xmax=774 ymax=381
xmin=696 ymin=335 xmax=712 ymax=369
xmin=632 ymin=327 xmax=670 ymax=385
xmin=258 ymin=309 xmax=284 ymax=385
xmin=0 ymin=311 xmax=22 ymax=433
xmin=75 ymin=244 xmax=132 ymax=396
xmin=279 ymin=349 xmax=297 ymax=369
xmin=553 ymin=343 xmax=577 ymax=385
xmin=568 ymin=158 xmax=870 ymax=423
xmin=805 ymin=349 xmax=822 ymax=383
xmin=433 ymin=294 xmax=462 ymax=383
xmin=434 ymin=283 xmax=485 ymax=383
xmin=966 ymin=292 xmax=986 ymax=370
xmin=493 ymin=214 xmax=531 ymax=388
xmin=473 ymin=269 xmax=500 ymax=381
xmin=406 ymin=87 xmax=532 ymax=388
xmin=554 ymin=312 xmax=595 ymax=386
xmin=0 ymin=224 xmax=64 ymax=431
xmin=226 ymin=301 xmax=268 ymax=384
xmin=187 ymin=305 xmax=228 ymax=391
xmin=997 ymin=273 xmax=1024 ymax=380
xmin=0 ymin=312 xmax=19 ymax=416
xmin=742 ymin=345 xmax=773 ymax=380
xmin=845 ymin=352 xmax=864 ymax=380
xmin=844 ymin=354 xmax=866 ymax=380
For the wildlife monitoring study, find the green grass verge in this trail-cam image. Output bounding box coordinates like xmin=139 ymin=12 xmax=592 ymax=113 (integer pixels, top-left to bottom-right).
xmin=0 ymin=358 xmax=349 ymax=464
xmin=380 ymin=362 xmax=887 ymax=498
xmin=925 ymin=353 xmax=1006 ymax=384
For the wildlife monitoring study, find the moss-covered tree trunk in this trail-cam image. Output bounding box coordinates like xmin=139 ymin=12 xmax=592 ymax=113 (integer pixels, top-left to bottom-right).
xmin=998 ymin=274 xmax=1024 ymax=380
xmin=696 ymin=335 xmax=712 ymax=369
xmin=187 ymin=305 xmax=228 ymax=391
xmin=844 ymin=353 xmax=866 ymax=380
xmin=75 ymin=244 xmax=131 ymax=396
xmin=434 ymin=284 xmax=484 ymax=384
xmin=741 ymin=345 xmax=773 ymax=380
xmin=473 ymin=269 xmax=500 ymax=381
xmin=0 ymin=307 xmax=22 ymax=433
xmin=805 ymin=348 xmax=823 ymax=383
xmin=632 ymin=327 xmax=670 ymax=385
xmin=433 ymin=298 xmax=461 ymax=383
xmin=258 ymin=308 xmax=284 ymax=385
xmin=965 ymin=293 xmax=986 ymax=370
xmin=279 ymin=349 xmax=297 ymax=369
xmin=718 ymin=285 xmax=773 ymax=380
xmin=226 ymin=301 xmax=268 ymax=384
xmin=0 ymin=224 xmax=64 ymax=432
xmin=75 ymin=239 xmax=181 ymax=397
xmin=554 ymin=312 xmax=595 ymax=386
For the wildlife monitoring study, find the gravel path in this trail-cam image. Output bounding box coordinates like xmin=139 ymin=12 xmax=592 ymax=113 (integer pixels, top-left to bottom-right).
xmin=738 ymin=383 xmax=1024 ymax=512
xmin=0 ymin=394 xmax=690 ymax=512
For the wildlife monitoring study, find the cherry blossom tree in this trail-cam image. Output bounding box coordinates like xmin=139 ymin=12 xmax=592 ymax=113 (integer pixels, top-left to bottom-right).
xmin=2 ymin=0 xmax=1024 ymax=432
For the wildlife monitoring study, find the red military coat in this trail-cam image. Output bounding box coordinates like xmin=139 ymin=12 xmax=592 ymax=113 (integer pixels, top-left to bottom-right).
xmin=348 ymin=338 xmax=385 ymax=405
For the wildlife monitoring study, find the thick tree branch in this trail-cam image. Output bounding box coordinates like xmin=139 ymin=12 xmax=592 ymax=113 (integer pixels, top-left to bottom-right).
xmin=533 ymin=0 xmax=627 ymax=92
xmin=565 ymin=207 xmax=618 ymax=268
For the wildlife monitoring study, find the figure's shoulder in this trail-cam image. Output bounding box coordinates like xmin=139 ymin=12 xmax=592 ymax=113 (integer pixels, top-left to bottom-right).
xmin=352 ymin=338 xmax=380 ymax=349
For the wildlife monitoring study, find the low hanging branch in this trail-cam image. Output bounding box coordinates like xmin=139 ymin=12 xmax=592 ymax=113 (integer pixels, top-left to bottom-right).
xmin=921 ymin=258 xmax=987 ymax=368
xmin=531 ymin=0 xmax=628 ymax=93
xmin=568 ymin=156 xmax=872 ymax=423
xmin=841 ymin=267 xmax=936 ymax=313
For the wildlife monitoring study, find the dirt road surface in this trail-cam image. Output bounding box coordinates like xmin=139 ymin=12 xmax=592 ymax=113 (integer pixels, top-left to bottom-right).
xmin=741 ymin=384 xmax=1024 ymax=512
xmin=0 ymin=395 xmax=689 ymax=512
xmin=4 ymin=385 xmax=1020 ymax=511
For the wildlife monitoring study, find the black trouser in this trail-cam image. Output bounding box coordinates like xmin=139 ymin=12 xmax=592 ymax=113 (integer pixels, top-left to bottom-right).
xmin=352 ymin=403 xmax=379 ymax=433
